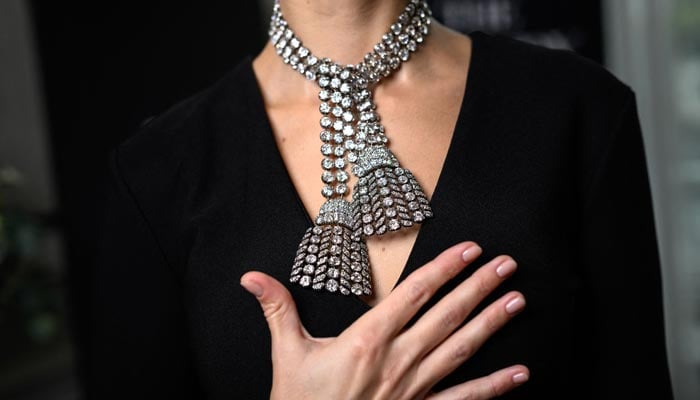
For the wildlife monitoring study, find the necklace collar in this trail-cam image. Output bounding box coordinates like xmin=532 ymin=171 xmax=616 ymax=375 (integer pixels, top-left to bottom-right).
xmin=269 ymin=0 xmax=435 ymax=297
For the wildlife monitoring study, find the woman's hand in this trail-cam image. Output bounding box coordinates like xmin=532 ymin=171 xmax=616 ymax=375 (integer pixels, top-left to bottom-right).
xmin=240 ymin=241 xmax=528 ymax=400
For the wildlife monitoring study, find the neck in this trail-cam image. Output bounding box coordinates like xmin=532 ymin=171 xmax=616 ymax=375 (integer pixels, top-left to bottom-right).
xmin=274 ymin=0 xmax=408 ymax=64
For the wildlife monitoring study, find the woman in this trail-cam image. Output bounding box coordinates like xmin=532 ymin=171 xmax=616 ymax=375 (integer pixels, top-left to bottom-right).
xmin=92 ymin=0 xmax=674 ymax=398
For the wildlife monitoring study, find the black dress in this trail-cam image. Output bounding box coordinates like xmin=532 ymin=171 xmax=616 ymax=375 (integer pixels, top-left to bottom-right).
xmin=90 ymin=31 xmax=674 ymax=399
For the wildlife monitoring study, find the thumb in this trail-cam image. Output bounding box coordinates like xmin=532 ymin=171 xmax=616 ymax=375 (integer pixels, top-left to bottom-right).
xmin=240 ymin=271 xmax=306 ymax=347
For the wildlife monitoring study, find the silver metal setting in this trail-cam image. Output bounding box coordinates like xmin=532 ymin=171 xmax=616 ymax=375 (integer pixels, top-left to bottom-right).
xmin=270 ymin=0 xmax=434 ymax=296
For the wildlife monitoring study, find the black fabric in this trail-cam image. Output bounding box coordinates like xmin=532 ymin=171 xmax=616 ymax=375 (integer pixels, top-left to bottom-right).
xmin=91 ymin=31 xmax=674 ymax=399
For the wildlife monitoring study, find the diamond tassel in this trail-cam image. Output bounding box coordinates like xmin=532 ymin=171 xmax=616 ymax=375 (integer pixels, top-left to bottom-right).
xmin=290 ymin=199 xmax=372 ymax=296
xmin=352 ymin=146 xmax=433 ymax=236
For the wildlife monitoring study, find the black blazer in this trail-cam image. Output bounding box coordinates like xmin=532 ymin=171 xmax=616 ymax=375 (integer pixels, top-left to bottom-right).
xmin=90 ymin=31 xmax=674 ymax=399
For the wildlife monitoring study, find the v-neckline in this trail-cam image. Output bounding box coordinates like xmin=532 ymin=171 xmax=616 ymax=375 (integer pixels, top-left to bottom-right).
xmin=244 ymin=32 xmax=486 ymax=310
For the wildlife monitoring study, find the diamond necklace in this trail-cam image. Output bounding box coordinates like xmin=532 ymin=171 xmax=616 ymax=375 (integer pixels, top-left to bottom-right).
xmin=269 ymin=0 xmax=434 ymax=296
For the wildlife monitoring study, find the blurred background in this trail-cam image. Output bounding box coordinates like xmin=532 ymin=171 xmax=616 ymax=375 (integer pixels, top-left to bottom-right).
xmin=0 ymin=0 xmax=697 ymax=398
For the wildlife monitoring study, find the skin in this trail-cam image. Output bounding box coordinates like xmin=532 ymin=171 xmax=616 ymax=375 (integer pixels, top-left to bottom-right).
xmin=243 ymin=1 xmax=530 ymax=398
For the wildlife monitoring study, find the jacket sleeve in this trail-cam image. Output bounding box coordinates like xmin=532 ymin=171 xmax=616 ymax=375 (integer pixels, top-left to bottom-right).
xmin=87 ymin=144 xmax=202 ymax=398
xmin=577 ymin=89 xmax=674 ymax=398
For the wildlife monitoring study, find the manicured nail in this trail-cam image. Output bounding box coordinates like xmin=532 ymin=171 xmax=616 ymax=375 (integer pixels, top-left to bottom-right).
xmin=240 ymin=279 xmax=263 ymax=298
xmin=462 ymin=243 xmax=482 ymax=262
xmin=496 ymin=259 xmax=517 ymax=278
xmin=505 ymin=296 xmax=525 ymax=314
xmin=512 ymin=372 xmax=529 ymax=384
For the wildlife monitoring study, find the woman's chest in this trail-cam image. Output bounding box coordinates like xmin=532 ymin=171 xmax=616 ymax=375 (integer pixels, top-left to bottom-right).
xmin=263 ymin=82 xmax=464 ymax=305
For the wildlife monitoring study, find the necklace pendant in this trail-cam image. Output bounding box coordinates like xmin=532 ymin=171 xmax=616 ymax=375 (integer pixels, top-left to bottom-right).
xmin=352 ymin=145 xmax=433 ymax=236
xmin=289 ymin=199 xmax=372 ymax=296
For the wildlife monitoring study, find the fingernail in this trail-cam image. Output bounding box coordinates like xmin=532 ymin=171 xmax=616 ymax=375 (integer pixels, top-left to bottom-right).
xmin=461 ymin=243 xmax=482 ymax=262
xmin=240 ymin=279 xmax=263 ymax=298
xmin=496 ymin=259 xmax=517 ymax=278
xmin=505 ymin=296 xmax=525 ymax=314
xmin=512 ymin=372 xmax=529 ymax=384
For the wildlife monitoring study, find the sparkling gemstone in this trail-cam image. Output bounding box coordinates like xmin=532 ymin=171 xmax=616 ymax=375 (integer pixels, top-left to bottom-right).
xmin=329 ymin=256 xmax=341 ymax=266
xmin=351 ymin=284 xmax=364 ymax=296
xmin=414 ymin=211 xmax=425 ymax=222
xmin=322 ymin=158 xmax=334 ymax=169
xmin=332 ymin=235 xmax=343 ymax=244
xmin=322 ymin=185 xmax=334 ymax=198
xmin=402 ymin=183 xmax=413 ymax=192
xmin=385 ymin=208 xmax=397 ymax=217
xmin=305 ymin=70 xmax=316 ymax=80
xmin=297 ymin=47 xmax=309 ymax=57
xmin=334 ymin=158 xmax=346 ymax=168
xmin=408 ymin=201 xmax=420 ymax=210
xmin=320 ymin=130 xmax=331 ymax=141
xmin=382 ymin=197 xmax=394 ymax=207
xmin=319 ymin=76 xmax=330 ymax=87
xmin=342 ymin=112 xmax=354 ymax=122
xmin=340 ymin=83 xmax=351 ymax=93
xmin=334 ymin=146 xmax=345 ymax=157
xmin=326 ymin=279 xmax=339 ymax=292
xmin=299 ymin=276 xmax=311 ymax=287
xmin=377 ymin=177 xmax=388 ymax=186
xmin=343 ymin=125 xmax=354 ymax=136
xmin=283 ymin=46 xmax=293 ymax=58
xmin=321 ymin=143 xmax=333 ymax=155
xmin=307 ymin=55 xmax=318 ymax=65
xmin=347 ymin=152 xmax=358 ymax=163
xmin=328 ymin=268 xmax=340 ymax=278
xmin=305 ymin=254 xmax=317 ymax=264
xmin=290 ymin=38 xmax=300 ymax=48
xmin=303 ymin=264 xmax=315 ymax=274
xmin=319 ymin=63 xmax=330 ymax=74
xmin=398 ymin=175 xmax=409 ymax=183
xmin=352 ymin=165 xmax=365 ymax=176
xmin=341 ymin=97 xmax=353 ymax=108
xmin=331 ymin=92 xmax=343 ymax=103
xmin=362 ymin=214 xmax=373 ymax=223
xmin=336 ymin=170 xmax=349 ymax=182
xmin=332 ymin=106 xmax=343 ymax=117
xmin=374 ymin=169 xmax=385 ymax=178
xmin=322 ymin=171 xmax=335 ymax=183
xmin=320 ymin=116 xmax=332 ymax=128
xmin=363 ymin=225 xmax=374 ymax=235
xmin=388 ymin=219 xmax=401 ymax=231
xmin=319 ymin=90 xmax=330 ymax=101
xmin=333 ymin=133 xmax=344 ymax=143
xmin=336 ymin=184 xmax=347 ymax=195
xmin=319 ymin=102 xmax=330 ymax=114
xmin=308 ymin=244 xmax=319 ymax=253
xmin=333 ymin=120 xmax=344 ymax=131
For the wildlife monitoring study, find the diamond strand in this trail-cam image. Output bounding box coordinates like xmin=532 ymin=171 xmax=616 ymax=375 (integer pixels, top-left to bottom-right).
xmin=271 ymin=0 xmax=434 ymax=296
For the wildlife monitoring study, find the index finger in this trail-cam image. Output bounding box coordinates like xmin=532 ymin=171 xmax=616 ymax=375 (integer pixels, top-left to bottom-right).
xmin=344 ymin=241 xmax=482 ymax=342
